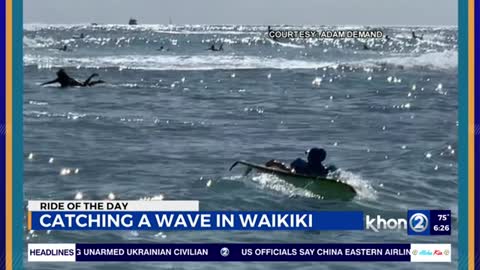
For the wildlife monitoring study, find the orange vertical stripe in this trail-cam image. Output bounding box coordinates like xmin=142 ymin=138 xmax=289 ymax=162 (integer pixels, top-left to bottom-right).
xmin=27 ymin=212 xmax=31 ymax=231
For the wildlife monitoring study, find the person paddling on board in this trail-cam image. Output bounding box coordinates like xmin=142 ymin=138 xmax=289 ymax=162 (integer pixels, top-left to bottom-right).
xmin=41 ymin=69 xmax=105 ymax=88
xmin=265 ymin=148 xmax=335 ymax=177
xmin=291 ymin=148 xmax=329 ymax=176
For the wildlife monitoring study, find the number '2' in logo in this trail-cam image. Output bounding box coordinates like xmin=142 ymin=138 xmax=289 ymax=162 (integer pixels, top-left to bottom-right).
xmin=409 ymin=213 xmax=429 ymax=233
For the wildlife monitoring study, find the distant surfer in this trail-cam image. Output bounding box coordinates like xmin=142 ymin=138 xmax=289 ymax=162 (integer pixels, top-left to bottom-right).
xmin=265 ymin=148 xmax=335 ymax=177
xmin=208 ymin=43 xmax=223 ymax=51
xmin=363 ymin=43 xmax=370 ymax=50
xmin=157 ymin=45 xmax=169 ymax=51
xmin=267 ymin=25 xmax=277 ymax=41
xmin=41 ymin=69 xmax=105 ymax=88
xmin=412 ymin=31 xmax=423 ymax=40
xmin=58 ymin=44 xmax=68 ymax=51
xmin=129 ymin=18 xmax=138 ymax=25
xmin=73 ymin=33 xmax=85 ymax=39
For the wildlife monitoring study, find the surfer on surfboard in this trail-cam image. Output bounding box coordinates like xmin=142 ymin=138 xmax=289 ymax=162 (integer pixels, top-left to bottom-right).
xmin=265 ymin=148 xmax=334 ymax=177
xmin=41 ymin=69 xmax=105 ymax=88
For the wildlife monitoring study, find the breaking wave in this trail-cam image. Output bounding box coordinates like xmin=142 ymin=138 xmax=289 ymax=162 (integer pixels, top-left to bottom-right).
xmin=24 ymin=49 xmax=457 ymax=71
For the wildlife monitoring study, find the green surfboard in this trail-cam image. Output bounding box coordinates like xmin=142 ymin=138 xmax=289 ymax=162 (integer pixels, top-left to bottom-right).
xmin=230 ymin=160 xmax=357 ymax=200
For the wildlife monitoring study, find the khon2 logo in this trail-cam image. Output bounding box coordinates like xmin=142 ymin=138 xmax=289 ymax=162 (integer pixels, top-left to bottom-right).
xmin=407 ymin=210 xmax=430 ymax=235
xmin=365 ymin=210 xmax=435 ymax=235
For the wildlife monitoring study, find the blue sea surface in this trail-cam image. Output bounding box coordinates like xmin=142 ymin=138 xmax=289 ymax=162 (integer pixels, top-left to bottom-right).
xmin=23 ymin=24 xmax=457 ymax=270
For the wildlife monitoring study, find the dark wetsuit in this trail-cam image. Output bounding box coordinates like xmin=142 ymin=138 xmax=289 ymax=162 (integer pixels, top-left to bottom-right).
xmin=266 ymin=148 xmax=331 ymax=177
xmin=265 ymin=158 xmax=330 ymax=178
xmin=290 ymin=158 xmax=329 ymax=177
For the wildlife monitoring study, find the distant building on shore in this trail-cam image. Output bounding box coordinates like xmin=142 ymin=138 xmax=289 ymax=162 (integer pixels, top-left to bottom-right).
xmin=128 ymin=18 xmax=138 ymax=25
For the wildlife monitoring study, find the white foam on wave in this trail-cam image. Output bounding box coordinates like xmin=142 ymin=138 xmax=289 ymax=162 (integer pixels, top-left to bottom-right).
xmin=329 ymin=169 xmax=377 ymax=201
xmin=23 ymin=36 xmax=59 ymax=48
xmin=139 ymin=194 xmax=165 ymax=201
xmin=28 ymin=100 xmax=49 ymax=106
xmin=24 ymin=54 xmax=336 ymax=71
xmin=23 ymin=23 xmax=263 ymax=35
xmin=266 ymin=38 xmax=305 ymax=48
xmin=246 ymin=170 xmax=377 ymax=201
xmin=223 ymin=175 xmax=246 ymax=181
xmin=24 ymin=110 xmax=87 ymax=120
xmin=24 ymin=23 xmax=457 ymax=33
xmin=366 ymin=50 xmax=457 ymax=70
xmin=250 ymin=173 xmax=324 ymax=200
xmin=24 ymin=49 xmax=457 ymax=71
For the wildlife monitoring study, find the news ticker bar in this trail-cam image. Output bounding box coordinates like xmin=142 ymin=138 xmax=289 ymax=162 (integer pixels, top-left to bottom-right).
xmin=28 ymin=243 xmax=451 ymax=262
xmin=27 ymin=201 xmax=451 ymax=235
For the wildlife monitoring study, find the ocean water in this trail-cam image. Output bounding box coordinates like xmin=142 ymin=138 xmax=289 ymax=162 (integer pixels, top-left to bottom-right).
xmin=23 ymin=24 xmax=458 ymax=270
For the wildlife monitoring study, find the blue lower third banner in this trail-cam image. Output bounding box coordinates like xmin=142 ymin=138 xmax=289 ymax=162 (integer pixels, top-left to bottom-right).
xmin=27 ymin=243 xmax=452 ymax=262
xmin=29 ymin=211 xmax=364 ymax=231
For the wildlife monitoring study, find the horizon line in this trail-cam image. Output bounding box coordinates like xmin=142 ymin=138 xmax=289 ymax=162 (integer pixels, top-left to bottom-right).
xmin=23 ymin=22 xmax=459 ymax=27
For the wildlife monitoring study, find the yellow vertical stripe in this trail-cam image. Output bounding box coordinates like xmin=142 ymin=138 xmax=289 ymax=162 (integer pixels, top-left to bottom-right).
xmin=468 ymin=0 xmax=475 ymax=268
xmin=5 ymin=0 xmax=12 ymax=266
